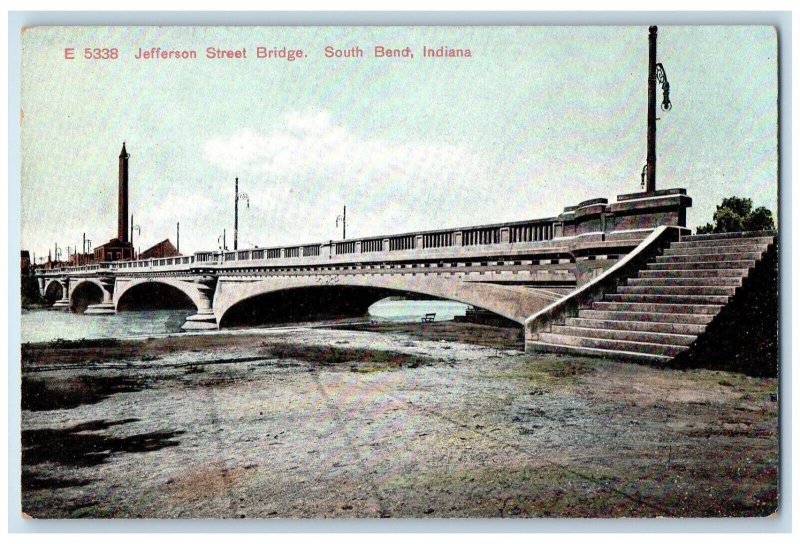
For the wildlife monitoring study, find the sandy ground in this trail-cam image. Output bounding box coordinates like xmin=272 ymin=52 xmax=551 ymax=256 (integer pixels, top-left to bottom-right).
xmin=20 ymin=323 xmax=778 ymax=518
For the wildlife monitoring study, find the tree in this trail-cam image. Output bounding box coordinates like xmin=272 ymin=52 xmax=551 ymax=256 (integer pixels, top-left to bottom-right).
xmin=695 ymin=196 xmax=775 ymax=234
xmin=744 ymin=206 xmax=776 ymax=231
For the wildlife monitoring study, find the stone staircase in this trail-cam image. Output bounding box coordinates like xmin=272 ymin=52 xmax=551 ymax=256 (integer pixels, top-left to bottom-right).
xmin=527 ymin=231 xmax=777 ymax=363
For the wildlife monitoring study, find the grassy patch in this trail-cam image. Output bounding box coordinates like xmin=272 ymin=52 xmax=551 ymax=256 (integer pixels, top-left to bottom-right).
xmin=260 ymin=342 xmax=438 ymax=370
xmin=333 ymin=321 xmax=524 ymax=350
xmin=519 ymin=356 xmax=599 ymax=383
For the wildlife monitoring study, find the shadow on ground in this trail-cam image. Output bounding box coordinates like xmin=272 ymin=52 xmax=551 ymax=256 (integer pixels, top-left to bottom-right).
xmin=22 ymin=376 xmax=147 ymax=411
xmin=22 ymin=418 xmax=184 ymax=492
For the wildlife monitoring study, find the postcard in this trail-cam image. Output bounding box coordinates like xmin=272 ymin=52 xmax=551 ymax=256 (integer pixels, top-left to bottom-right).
xmin=19 ymin=25 xmax=779 ymax=519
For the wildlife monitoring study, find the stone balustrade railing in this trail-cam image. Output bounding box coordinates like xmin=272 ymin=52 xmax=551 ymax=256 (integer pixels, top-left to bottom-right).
xmin=35 ymin=189 xmax=691 ymax=277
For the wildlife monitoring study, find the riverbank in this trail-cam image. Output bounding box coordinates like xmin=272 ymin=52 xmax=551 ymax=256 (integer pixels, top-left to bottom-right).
xmin=21 ymin=323 xmax=778 ymax=518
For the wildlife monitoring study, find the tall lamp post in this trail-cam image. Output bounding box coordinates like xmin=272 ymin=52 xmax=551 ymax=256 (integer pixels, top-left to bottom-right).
xmin=336 ymin=205 xmax=347 ymax=240
xmin=642 ymin=25 xmax=672 ymax=192
xmin=234 ymin=177 xmax=249 ymax=251
xmin=131 ymin=220 xmax=141 ymax=259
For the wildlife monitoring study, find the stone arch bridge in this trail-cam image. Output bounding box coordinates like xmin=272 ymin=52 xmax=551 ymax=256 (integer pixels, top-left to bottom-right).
xmin=35 ymin=190 xmax=691 ymax=335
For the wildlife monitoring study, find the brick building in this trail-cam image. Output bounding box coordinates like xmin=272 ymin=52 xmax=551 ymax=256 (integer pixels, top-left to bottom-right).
xmin=140 ymin=239 xmax=181 ymax=260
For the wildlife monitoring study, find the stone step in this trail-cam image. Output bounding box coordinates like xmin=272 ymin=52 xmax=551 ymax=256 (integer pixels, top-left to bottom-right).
xmin=579 ymin=309 xmax=715 ymax=325
xmin=604 ymin=293 xmax=730 ymax=305
xmin=681 ymin=231 xmax=775 ymax=242
xmin=663 ymin=243 xmax=769 ymax=256
xmin=617 ymin=284 xmax=736 ymax=297
xmin=647 ymin=260 xmax=755 ymax=270
xmin=639 ymin=268 xmax=750 ymax=279
xmin=525 ymin=232 xmax=775 ymax=364
xmin=565 ymin=317 xmax=707 ymax=335
xmin=551 ymin=325 xmax=697 ymax=346
xmin=526 ymin=341 xmax=673 ymax=363
xmin=617 ymin=285 xmax=737 ymax=296
xmin=591 ymin=301 xmax=723 ymax=315
xmin=536 ymin=332 xmax=688 ymax=357
xmin=655 ymin=251 xmax=764 ymax=263
xmin=672 ymin=236 xmax=774 ymax=249
xmin=627 ymin=276 xmax=743 ymax=287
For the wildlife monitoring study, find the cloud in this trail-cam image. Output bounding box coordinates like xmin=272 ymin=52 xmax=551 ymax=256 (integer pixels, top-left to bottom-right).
xmin=201 ymin=112 xmax=497 ymax=242
xmin=203 ymin=111 xmax=478 ymax=178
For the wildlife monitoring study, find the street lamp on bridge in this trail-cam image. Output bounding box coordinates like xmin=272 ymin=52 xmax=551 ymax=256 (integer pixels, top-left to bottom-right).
xmin=641 ymin=25 xmax=673 ymax=192
xmin=336 ymin=205 xmax=347 ymax=240
xmin=218 ymin=229 xmax=228 ymax=252
xmin=130 ymin=215 xmax=141 ymax=245
xmin=234 ymin=177 xmax=249 ymax=251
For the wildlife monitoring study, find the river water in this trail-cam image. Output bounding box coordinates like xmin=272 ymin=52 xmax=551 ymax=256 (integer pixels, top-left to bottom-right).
xmin=20 ymin=299 xmax=469 ymax=343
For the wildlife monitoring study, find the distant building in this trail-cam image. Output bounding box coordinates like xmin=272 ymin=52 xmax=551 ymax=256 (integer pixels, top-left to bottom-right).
xmin=70 ymin=252 xmax=96 ymax=266
xmin=140 ymin=239 xmax=181 ymax=260
xmin=94 ymin=238 xmax=134 ymax=262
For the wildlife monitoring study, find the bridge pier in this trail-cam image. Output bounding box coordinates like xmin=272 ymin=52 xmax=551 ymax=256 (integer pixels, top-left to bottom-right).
xmin=85 ymin=282 xmax=116 ymax=315
xmin=181 ymin=279 xmax=218 ymax=330
xmin=52 ymin=278 xmax=70 ymax=310
xmin=182 ymin=311 xmax=217 ymax=330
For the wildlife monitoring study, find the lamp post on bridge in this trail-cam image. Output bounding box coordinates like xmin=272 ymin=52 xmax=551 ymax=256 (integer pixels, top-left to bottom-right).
xmin=131 ymin=218 xmax=141 ymax=259
xmin=336 ymin=205 xmax=347 ymax=240
xmin=234 ymin=177 xmax=249 ymax=251
xmin=130 ymin=216 xmax=141 ymax=244
xmin=641 ymin=25 xmax=672 ymax=192
xmin=218 ymin=229 xmax=228 ymax=252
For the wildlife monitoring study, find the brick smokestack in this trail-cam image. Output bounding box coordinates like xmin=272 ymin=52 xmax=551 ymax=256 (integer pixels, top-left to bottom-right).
xmin=118 ymin=142 xmax=129 ymax=242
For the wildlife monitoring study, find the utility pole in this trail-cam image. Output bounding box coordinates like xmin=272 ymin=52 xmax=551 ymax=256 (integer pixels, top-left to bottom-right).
xmin=177 ymin=222 xmax=180 ymax=254
xmin=336 ymin=205 xmax=347 ymax=240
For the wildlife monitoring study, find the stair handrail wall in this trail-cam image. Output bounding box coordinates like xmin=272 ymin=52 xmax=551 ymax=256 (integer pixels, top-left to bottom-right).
xmin=525 ymin=225 xmax=684 ymax=337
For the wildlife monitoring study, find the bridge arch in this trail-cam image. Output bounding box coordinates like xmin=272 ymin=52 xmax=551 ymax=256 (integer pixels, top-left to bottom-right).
xmin=113 ymin=278 xmax=206 ymax=312
xmin=43 ymin=279 xmax=65 ymax=304
xmin=69 ymin=280 xmax=106 ymax=313
xmin=218 ymin=285 xmax=414 ymax=328
xmin=214 ymin=274 xmax=561 ymax=329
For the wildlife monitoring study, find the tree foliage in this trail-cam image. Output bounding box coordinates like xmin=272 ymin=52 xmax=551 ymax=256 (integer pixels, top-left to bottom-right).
xmin=696 ymin=196 xmax=775 ymax=234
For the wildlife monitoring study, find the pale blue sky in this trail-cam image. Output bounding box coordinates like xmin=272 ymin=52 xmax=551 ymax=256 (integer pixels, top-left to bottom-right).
xmin=20 ymin=26 xmax=777 ymax=259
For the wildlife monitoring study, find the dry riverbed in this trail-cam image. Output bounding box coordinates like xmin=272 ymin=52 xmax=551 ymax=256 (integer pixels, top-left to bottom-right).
xmin=20 ymin=323 xmax=778 ymax=518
